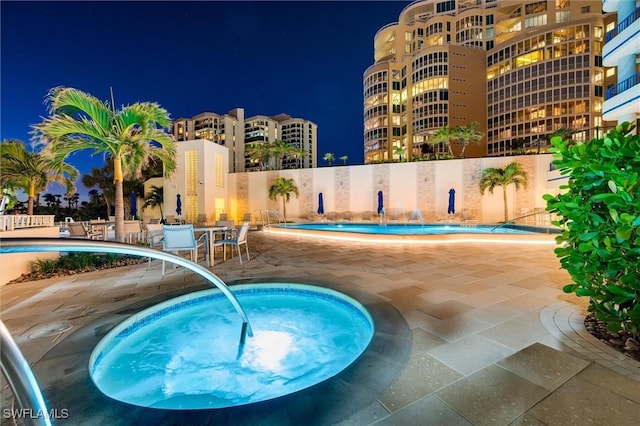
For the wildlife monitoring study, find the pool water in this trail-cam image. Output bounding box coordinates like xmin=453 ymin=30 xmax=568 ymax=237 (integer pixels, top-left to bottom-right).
xmin=280 ymin=223 xmax=540 ymax=235
xmin=89 ymin=284 xmax=373 ymax=410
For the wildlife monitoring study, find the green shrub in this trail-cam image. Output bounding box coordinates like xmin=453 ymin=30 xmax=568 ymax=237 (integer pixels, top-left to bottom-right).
xmin=544 ymin=122 xmax=640 ymax=339
xmin=30 ymin=259 xmax=59 ymax=274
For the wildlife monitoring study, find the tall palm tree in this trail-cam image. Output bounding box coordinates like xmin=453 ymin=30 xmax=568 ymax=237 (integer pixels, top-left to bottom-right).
xmin=245 ymin=142 xmax=271 ymax=171
xmin=271 ymin=140 xmax=301 ymax=170
xmin=339 ymin=155 xmax=348 ymax=165
xmin=268 ymin=177 xmax=299 ymax=220
xmin=323 ymin=152 xmax=335 ymax=166
xmin=479 ymin=162 xmax=528 ymax=222
xmin=143 ymin=185 xmax=164 ymax=218
xmin=0 ymin=139 xmax=78 ymax=215
xmin=430 ymin=125 xmax=455 ymax=156
xmin=82 ymin=163 xmax=114 ymax=216
xmin=456 ymin=122 xmax=483 ymax=158
xmin=32 ymin=86 xmax=176 ymax=242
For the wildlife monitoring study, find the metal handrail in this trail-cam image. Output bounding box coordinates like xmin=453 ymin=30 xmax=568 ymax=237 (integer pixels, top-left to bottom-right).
xmin=0 ymin=238 xmax=255 ymax=423
xmin=490 ymin=210 xmax=557 ymax=232
xmin=1 ymin=321 xmax=51 ymax=426
xmin=259 ymin=210 xmax=286 ymax=228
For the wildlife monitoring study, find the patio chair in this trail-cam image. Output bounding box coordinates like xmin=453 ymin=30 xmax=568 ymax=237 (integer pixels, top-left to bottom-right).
xmin=124 ymin=220 xmax=145 ymax=244
xmin=161 ymin=224 xmax=209 ymax=275
xmin=340 ymin=211 xmax=353 ymax=222
xmin=145 ymin=223 xmax=164 ymax=268
xmin=212 ymin=222 xmax=250 ymax=265
xmin=164 ymin=215 xmax=181 ymax=225
xmin=218 ymin=213 xmax=228 ymax=221
xmin=196 ymin=213 xmax=208 ymax=227
xmin=68 ymin=222 xmax=103 ymax=240
xmin=326 ymin=211 xmax=338 ymax=222
xmin=241 ymin=212 xmax=252 ymax=223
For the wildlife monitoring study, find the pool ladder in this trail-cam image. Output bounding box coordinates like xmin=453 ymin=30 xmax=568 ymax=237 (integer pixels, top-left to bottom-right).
xmin=0 ymin=238 xmax=255 ymax=425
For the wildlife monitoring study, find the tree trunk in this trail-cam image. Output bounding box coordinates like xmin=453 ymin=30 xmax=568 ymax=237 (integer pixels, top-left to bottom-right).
xmin=281 ymin=197 xmax=287 ymax=221
xmin=114 ymin=156 xmax=125 ymax=242
xmin=503 ymin=187 xmax=509 ymax=222
xmin=27 ymin=183 xmax=35 ymax=215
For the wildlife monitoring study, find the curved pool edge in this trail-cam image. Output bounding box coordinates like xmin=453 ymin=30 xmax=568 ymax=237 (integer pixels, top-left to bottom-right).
xmin=264 ymin=224 xmax=558 ymax=245
xmin=31 ymin=279 xmax=411 ymax=425
xmin=88 ymin=282 xmax=375 ymax=400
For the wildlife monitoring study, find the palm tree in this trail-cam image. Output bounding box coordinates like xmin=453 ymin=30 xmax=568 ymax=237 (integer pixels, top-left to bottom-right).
xmin=32 ymin=86 xmax=176 ymax=242
xmin=479 ymin=162 xmax=528 ymax=222
xmin=271 ymin=140 xmax=302 ymax=170
xmin=143 ymin=185 xmax=164 ymax=218
xmin=430 ymin=126 xmax=455 ymax=156
xmin=323 ymin=152 xmax=335 ymax=166
xmin=339 ymin=155 xmax=348 ymax=165
xmin=456 ymin=122 xmax=483 ymax=158
xmin=82 ymin=163 xmax=115 ymax=216
xmin=245 ymin=142 xmax=271 ymax=171
xmin=393 ymin=145 xmax=406 ymax=162
xmin=0 ymin=139 xmax=78 ymax=215
xmin=268 ymin=177 xmax=299 ymax=220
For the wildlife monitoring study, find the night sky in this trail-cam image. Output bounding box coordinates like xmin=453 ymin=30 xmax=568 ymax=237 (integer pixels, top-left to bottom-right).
xmin=1 ymin=0 xmax=412 ymax=199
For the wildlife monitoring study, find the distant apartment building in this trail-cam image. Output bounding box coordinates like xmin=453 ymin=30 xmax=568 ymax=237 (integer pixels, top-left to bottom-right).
xmin=602 ymin=0 xmax=640 ymax=130
xmin=363 ymin=0 xmax=617 ymax=162
xmin=173 ymin=108 xmax=317 ymax=172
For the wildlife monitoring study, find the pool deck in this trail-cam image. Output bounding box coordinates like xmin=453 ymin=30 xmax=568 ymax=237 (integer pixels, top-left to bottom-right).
xmin=1 ymin=230 xmax=639 ymax=425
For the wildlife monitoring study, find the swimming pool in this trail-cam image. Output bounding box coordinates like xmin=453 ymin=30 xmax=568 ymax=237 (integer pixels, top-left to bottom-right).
xmin=265 ymin=222 xmax=559 ymax=245
xmin=89 ymin=283 xmax=374 ymax=410
xmin=279 ymin=223 xmax=544 ymax=235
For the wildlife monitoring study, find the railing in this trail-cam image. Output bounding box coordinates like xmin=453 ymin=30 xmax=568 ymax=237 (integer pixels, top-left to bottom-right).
xmin=259 ymin=210 xmax=286 ymax=228
xmin=0 ymin=215 xmax=56 ymax=231
xmin=492 ymin=210 xmax=561 ymax=231
xmin=605 ymin=7 xmax=640 ymax=42
xmin=605 ymin=72 xmax=640 ymax=99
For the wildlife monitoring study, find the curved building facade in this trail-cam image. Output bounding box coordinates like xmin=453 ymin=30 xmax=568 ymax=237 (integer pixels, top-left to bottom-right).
xmin=364 ymin=0 xmax=616 ymax=162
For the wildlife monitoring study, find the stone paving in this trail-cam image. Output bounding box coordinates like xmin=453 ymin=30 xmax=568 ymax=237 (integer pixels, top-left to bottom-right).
xmin=1 ymin=230 xmax=639 ymax=425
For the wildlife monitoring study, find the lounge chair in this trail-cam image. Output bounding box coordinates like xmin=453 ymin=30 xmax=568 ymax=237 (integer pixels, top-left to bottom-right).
xmin=341 ymin=211 xmax=353 ymax=222
xmin=361 ymin=211 xmax=374 ymax=222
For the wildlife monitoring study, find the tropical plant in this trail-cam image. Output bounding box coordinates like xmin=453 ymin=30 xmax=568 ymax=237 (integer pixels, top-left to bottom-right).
xmin=82 ymin=163 xmax=115 ymax=216
xmin=271 ymin=140 xmax=303 ymax=170
xmin=479 ymin=161 xmax=528 ymax=222
xmin=323 ymin=152 xmax=335 ymax=166
xmin=339 ymin=155 xmax=348 ymax=165
xmin=393 ymin=145 xmax=406 ymax=162
xmin=544 ymin=122 xmax=639 ymax=340
xmin=268 ymin=177 xmax=299 ymax=220
xmin=430 ymin=126 xmax=455 ymax=156
xmin=0 ymin=139 xmax=78 ymax=215
xmin=456 ymin=121 xmax=483 ymax=158
xmin=143 ymin=185 xmax=164 ymax=218
xmin=245 ymin=142 xmax=271 ymax=171
xmin=32 ymin=86 xmax=177 ymax=242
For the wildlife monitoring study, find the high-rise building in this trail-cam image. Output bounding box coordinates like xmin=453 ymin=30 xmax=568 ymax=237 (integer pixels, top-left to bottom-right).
xmin=363 ymin=0 xmax=616 ymax=162
xmin=173 ymin=108 xmax=317 ymax=172
xmin=601 ymin=0 xmax=640 ymax=130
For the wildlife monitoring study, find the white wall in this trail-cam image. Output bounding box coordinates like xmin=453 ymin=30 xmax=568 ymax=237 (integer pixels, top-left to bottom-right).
xmin=163 ymin=141 xmax=563 ymax=225
xmin=1 ymin=227 xmax=59 ymax=285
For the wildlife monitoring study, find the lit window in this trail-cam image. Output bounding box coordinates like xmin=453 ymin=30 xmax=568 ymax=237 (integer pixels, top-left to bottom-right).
xmin=606 ymin=68 xmax=615 ymax=77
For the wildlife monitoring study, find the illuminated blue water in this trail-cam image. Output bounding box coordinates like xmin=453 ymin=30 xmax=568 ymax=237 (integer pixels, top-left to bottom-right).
xmin=90 ymin=284 xmax=373 ymax=410
xmin=281 ymin=223 xmax=538 ymax=235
